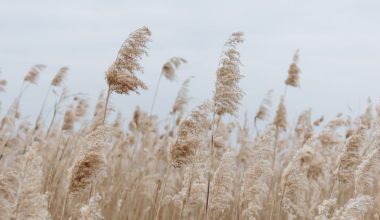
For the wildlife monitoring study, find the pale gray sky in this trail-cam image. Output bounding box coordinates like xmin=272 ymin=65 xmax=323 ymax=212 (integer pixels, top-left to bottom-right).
xmin=1 ymin=0 xmax=380 ymax=125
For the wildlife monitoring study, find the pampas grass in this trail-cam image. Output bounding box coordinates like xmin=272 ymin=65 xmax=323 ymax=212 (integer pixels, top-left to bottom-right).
xmin=206 ymin=31 xmax=245 ymax=216
xmin=150 ymin=57 xmax=187 ymax=116
xmin=1 ymin=28 xmax=380 ymax=220
xmin=104 ymin=26 xmax=151 ymax=123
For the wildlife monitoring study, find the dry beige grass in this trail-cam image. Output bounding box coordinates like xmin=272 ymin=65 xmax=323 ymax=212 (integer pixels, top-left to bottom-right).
xmin=0 ymin=27 xmax=379 ymax=220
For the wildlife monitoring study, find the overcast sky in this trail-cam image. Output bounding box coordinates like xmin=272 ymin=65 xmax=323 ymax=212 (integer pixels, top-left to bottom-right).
xmin=1 ymin=0 xmax=380 ymax=126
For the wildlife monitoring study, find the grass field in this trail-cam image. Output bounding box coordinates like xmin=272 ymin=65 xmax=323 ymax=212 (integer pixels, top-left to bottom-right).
xmin=0 ymin=26 xmax=378 ymax=220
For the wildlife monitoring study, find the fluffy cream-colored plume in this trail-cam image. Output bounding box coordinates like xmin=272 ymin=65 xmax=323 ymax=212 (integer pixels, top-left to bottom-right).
xmin=254 ymin=89 xmax=273 ymax=122
xmin=0 ymin=142 xmax=50 ymax=220
xmin=326 ymin=114 xmax=348 ymax=129
xmin=165 ymin=148 xmax=208 ymax=214
xmin=355 ymin=146 xmax=380 ymax=195
xmin=360 ymin=98 xmax=373 ymax=129
xmin=285 ymin=50 xmax=300 ymax=87
xmin=161 ymin=57 xmax=187 ymax=81
xmin=91 ymin=92 xmax=113 ymax=130
xmin=106 ymin=26 xmax=151 ymax=94
xmin=79 ymin=193 xmax=104 ymax=220
xmin=240 ymin=128 xmax=275 ymax=219
xmin=318 ymin=115 xmax=348 ymax=147
xmin=210 ymin=150 xmax=237 ymax=217
xmin=334 ymin=130 xmax=364 ymax=184
xmin=315 ymin=198 xmax=337 ymax=220
xmin=75 ymin=97 xmax=89 ymax=119
xmin=273 ymin=96 xmax=287 ymax=131
xmin=294 ymin=109 xmax=313 ymax=146
xmin=313 ymin=116 xmax=324 ymax=126
xmin=298 ymin=146 xmax=324 ymax=180
xmin=62 ymin=106 xmax=75 ymax=131
xmin=171 ymin=76 xmax=193 ymax=115
xmin=170 ymin=101 xmax=211 ymax=167
xmin=68 ymin=151 xmax=106 ymax=194
xmin=80 ymin=126 xmax=114 ymax=153
xmin=280 ymin=147 xmax=310 ymax=219
xmin=112 ymin=111 xmax=123 ymax=128
xmin=24 ymin=64 xmax=46 ymax=84
xmin=68 ymin=126 xmax=113 ymax=193
xmin=214 ymin=32 xmax=245 ymax=116
xmin=106 ymin=73 xmax=148 ymax=95
xmin=214 ymin=121 xmax=235 ymax=150
xmin=332 ymin=195 xmax=373 ymax=220
xmin=0 ymin=78 xmax=7 ymax=92
xmin=51 ymin=67 xmax=69 ymax=87
xmin=185 ymin=150 xmax=208 ymax=208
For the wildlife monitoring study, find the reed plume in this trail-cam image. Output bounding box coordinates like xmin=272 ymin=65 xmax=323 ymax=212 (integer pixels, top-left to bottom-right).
xmin=210 ymin=150 xmax=237 ymax=218
xmin=79 ymin=193 xmax=104 ymax=220
xmin=315 ymin=198 xmax=337 ymax=220
xmin=285 ymin=50 xmax=300 ymax=88
xmin=0 ymin=142 xmax=50 ymax=220
xmin=354 ymin=146 xmax=380 ymax=195
xmin=280 ymin=146 xmax=310 ymax=219
xmin=171 ymin=76 xmax=193 ymax=116
xmin=150 ymin=57 xmax=187 ymax=115
xmin=240 ymin=128 xmax=275 ymax=220
xmin=166 ymin=148 xmax=208 ymax=218
xmin=332 ymin=195 xmax=373 ymax=220
xmin=360 ymin=98 xmax=373 ymax=129
xmin=68 ymin=151 xmax=106 ymax=194
xmin=104 ymin=26 xmax=151 ymax=123
xmin=51 ymin=67 xmax=69 ymax=87
xmin=273 ymin=96 xmax=287 ymax=131
xmin=162 ymin=57 xmax=187 ymax=81
xmin=206 ymin=31 xmax=245 ymax=216
xmin=62 ymin=106 xmax=75 ymax=131
xmin=170 ymin=101 xmax=211 ymax=168
xmin=294 ymin=109 xmax=313 ymax=146
xmin=68 ymin=126 xmax=113 ymax=193
xmin=213 ymin=32 xmax=244 ymax=116
xmin=34 ymin=66 xmax=69 ymax=131
xmin=156 ymin=101 xmax=208 ymax=220
xmin=254 ymin=89 xmax=273 ymax=122
xmin=334 ymin=130 xmax=364 ymax=184
xmin=24 ymin=64 xmax=46 ymax=85
xmin=75 ymin=97 xmax=89 ymax=119
xmin=0 ymin=78 xmax=7 ymax=92
xmin=314 ymin=116 xmax=324 ymax=126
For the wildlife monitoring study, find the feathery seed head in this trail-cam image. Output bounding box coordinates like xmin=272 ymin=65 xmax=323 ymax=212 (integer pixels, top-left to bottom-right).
xmin=162 ymin=57 xmax=187 ymax=81
xmin=334 ymin=130 xmax=364 ymax=183
xmin=106 ymin=26 xmax=151 ymax=94
xmin=214 ymin=32 xmax=245 ymax=116
xmin=68 ymin=151 xmax=106 ymax=194
xmin=273 ymin=96 xmax=287 ymax=131
xmin=0 ymin=79 xmax=7 ymax=92
xmin=75 ymin=97 xmax=89 ymax=119
xmin=171 ymin=76 xmax=193 ymax=115
xmin=332 ymin=195 xmax=373 ymax=220
xmin=170 ymin=101 xmax=211 ymax=167
xmin=255 ymin=89 xmax=273 ymax=122
xmin=62 ymin=106 xmax=75 ymax=131
xmin=51 ymin=66 xmax=69 ymax=87
xmin=285 ymin=50 xmax=301 ymax=87
xmin=24 ymin=64 xmax=46 ymax=84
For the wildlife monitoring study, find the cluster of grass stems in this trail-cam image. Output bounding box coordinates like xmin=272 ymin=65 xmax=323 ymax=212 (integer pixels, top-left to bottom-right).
xmin=0 ymin=27 xmax=379 ymax=220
